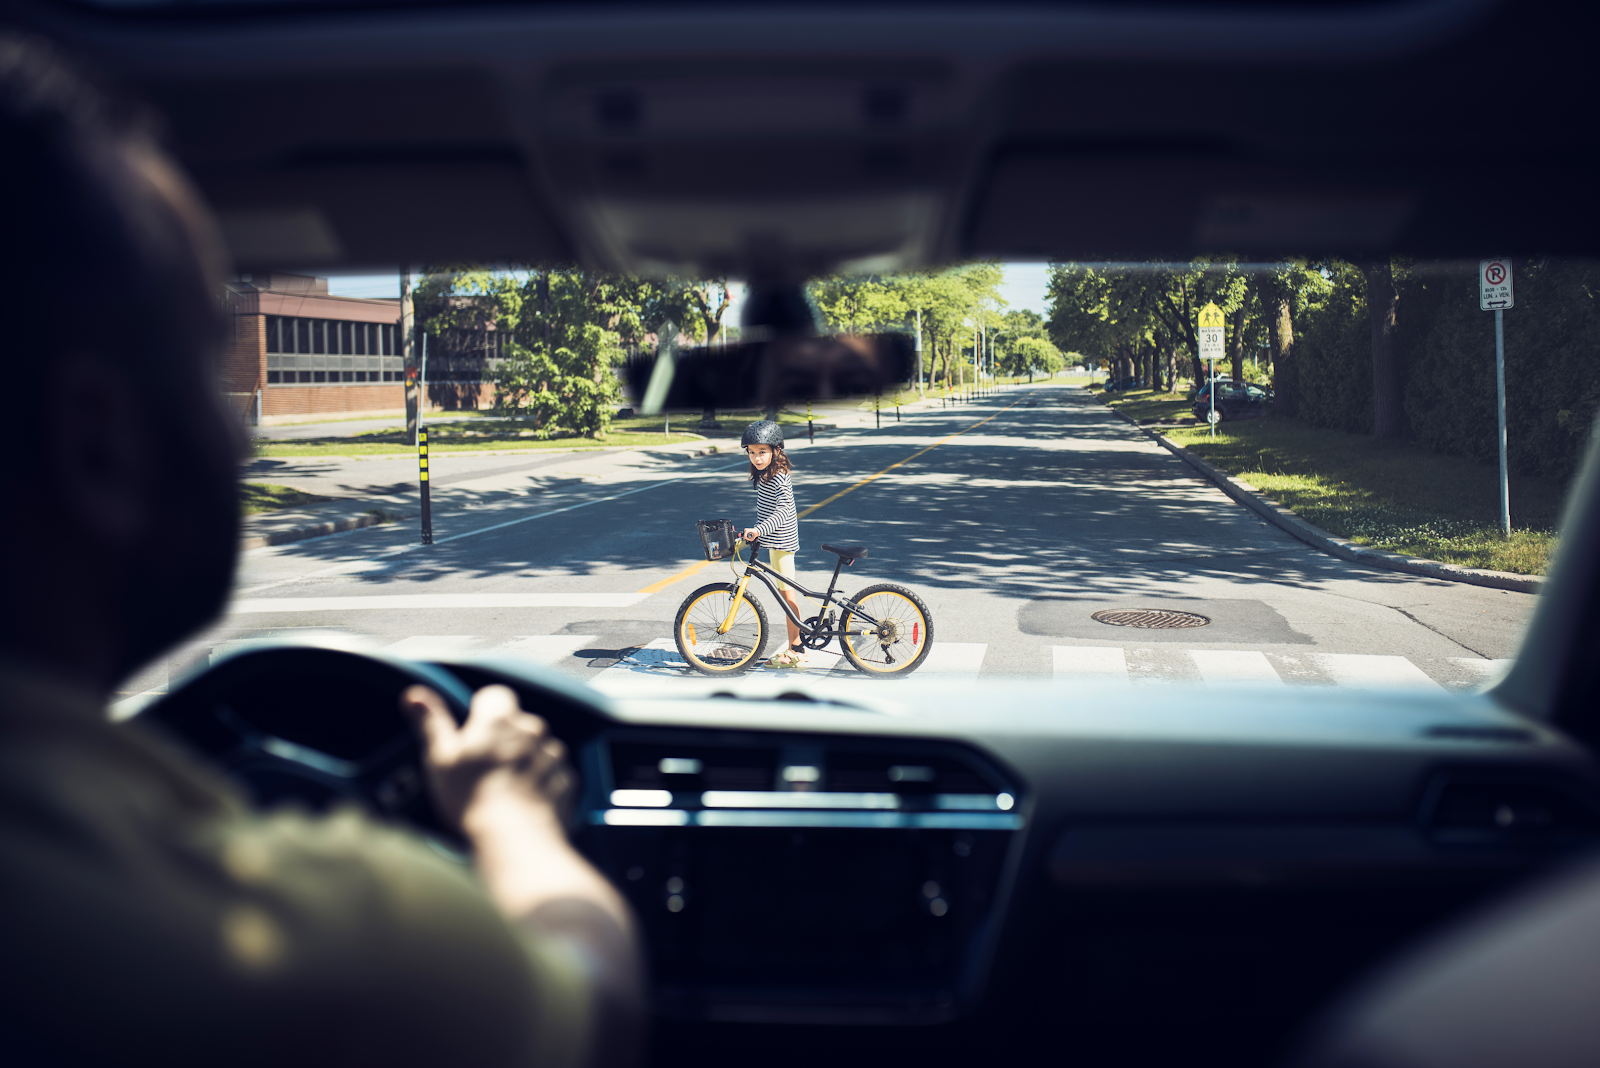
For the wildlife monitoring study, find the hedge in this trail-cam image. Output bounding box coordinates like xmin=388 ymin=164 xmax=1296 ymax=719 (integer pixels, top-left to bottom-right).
xmin=1289 ymin=258 xmax=1600 ymax=485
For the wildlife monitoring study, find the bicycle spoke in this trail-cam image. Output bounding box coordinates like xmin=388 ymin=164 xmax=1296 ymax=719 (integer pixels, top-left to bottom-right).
xmin=844 ymin=589 xmax=928 ymax=672
xmin=680 ymin=589 xmax=764 ymax=671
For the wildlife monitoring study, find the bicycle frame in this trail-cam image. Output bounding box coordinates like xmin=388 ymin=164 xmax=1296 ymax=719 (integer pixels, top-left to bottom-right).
xmin=715 ymin=540 xmax=881 ymax=644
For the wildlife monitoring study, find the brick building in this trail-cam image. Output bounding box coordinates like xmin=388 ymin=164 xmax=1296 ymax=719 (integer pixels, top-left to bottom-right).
xmin=220 ymin=272 xmax=405 ymax=423
xmin=220 ymin=273 xmax=501 ymax=424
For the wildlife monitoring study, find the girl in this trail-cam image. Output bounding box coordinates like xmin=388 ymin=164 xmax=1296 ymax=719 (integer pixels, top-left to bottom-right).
xmin=739 ymin=420 xmax=805 ymax=667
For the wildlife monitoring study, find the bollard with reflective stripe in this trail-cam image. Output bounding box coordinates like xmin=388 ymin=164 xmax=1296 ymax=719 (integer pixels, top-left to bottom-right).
xmin=418 ymin=427 xmax=433 ymax=545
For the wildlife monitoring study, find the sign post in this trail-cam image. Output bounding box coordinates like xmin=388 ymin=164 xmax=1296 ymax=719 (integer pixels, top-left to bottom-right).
xmin=1197 ymin=303 xmax=1226 ymax=438
xmin=418 ymin=426 xmax=433 ymax=545
xmin=1479 ymin=259 xmax=1514 ymax=537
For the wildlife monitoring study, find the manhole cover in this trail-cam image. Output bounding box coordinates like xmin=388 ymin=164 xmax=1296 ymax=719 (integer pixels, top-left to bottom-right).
xmin=1091 ymin=608 xmax=1212 ymax=630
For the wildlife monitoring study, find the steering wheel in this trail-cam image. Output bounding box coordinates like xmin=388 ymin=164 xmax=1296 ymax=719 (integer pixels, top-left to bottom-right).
xmin=137 ymin=645 xmax=476 ymax=844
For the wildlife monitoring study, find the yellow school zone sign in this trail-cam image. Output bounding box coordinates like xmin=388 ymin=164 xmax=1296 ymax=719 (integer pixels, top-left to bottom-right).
xmin=1197 ymin=303 xmax=1225 ymax=362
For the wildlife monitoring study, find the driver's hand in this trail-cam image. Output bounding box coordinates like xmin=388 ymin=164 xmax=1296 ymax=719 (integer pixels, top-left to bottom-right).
xmin=743 ymin=527 xmax=759 ymax=542
xmin=401 ymin=684 xmax=574 ymax=833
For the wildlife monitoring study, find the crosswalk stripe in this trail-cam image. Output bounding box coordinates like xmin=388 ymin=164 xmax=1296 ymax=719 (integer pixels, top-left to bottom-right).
xmin=1449 ymin=657 xmax=1515 ymax=686
xmin=1051 ymin=646 xmax=1129 ymax=683
xmin=1189 ymin=649 xmax=1284 ymax=686
xmin=230 ymin=593 xmax=650 ymax=614
xmin=380 ymin=636 xmax=481 ymax=658
xmin=916 ymin=642 xmax=988 ymax=674
xmin=497 ymin=635 xmax=599 ymax=664
xmin=1312 ymin=653 xmax=1444 ymax=691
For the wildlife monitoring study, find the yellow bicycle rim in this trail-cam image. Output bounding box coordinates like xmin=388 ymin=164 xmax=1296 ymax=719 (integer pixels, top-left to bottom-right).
xmin=681 ymin=588 xmax=764 ymax=671
xmin=846 ymin=590 xmax=927 ymax=673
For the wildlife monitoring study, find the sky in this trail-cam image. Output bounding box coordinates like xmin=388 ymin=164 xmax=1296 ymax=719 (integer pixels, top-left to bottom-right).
xmin=323 ymin=262 xmax=1054 ymax=317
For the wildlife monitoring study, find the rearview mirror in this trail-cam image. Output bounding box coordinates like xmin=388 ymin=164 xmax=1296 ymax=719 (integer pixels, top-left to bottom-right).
xmin=630 ymin=332 xmax=915 ymax=413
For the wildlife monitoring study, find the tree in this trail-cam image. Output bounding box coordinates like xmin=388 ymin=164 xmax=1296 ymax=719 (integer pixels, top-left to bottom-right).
xmin=1364 ymin=257 xmax=1403 ymax=438
xmin=1046 ymin=260 xmax=1252 ymax=391
xmin=1257 ymin=268 xmax=1297 ymax=411
xmin=809 ymin=263 xmax=1004 ymax=392
xmin=415 ymin=266 xmax=661 ymax=439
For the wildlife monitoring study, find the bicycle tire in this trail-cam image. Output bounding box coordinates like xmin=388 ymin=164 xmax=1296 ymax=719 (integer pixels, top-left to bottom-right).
xmin=675 ymin=582 xmax=769 ymax=675
xmin=838 ymin=583 xmax=934 ymax=676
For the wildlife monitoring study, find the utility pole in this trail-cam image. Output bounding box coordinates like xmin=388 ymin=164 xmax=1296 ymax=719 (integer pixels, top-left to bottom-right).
xmin=401 ymin=267 xmax=418 ymax=445
xmin=915 ymin=307 xmax=924 ymax=399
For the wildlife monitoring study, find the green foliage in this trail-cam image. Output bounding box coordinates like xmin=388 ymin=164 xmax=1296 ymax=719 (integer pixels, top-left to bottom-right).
xmin=807 ymin=262 xmax=1007 ymax=385
xmin=1289 ymin=258 xmax=1600 ymax=485
xmin=1291 ymin=260 xmax=1373 ymax=434
xmin=1403 ymin=259 xmax=1600 ymax=483
xmin=1045 ymin=260 xmax=1257 ymax=385
xmin=415 ymin=267 xmax=665 ymax=439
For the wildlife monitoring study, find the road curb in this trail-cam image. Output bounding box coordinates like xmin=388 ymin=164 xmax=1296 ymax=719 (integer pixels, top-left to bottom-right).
xmin=241 ymin=509 xmax=416 ymax=550
xmin=1107 ymin=406 xmax=1545 ymax=595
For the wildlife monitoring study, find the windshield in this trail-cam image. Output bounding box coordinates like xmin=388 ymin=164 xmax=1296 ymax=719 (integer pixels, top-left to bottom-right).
xmin=119 ymin=256 xmax=1586 ymax=712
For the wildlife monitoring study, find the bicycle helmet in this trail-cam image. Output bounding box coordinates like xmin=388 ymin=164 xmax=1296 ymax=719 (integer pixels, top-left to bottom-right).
xmin=741 ymin=420 xmax=784 ymax=448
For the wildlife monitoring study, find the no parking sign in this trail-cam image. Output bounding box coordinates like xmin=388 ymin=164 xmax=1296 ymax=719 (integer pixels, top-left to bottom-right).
xmin=1480 ymin=258 xmax=1514 ymax=310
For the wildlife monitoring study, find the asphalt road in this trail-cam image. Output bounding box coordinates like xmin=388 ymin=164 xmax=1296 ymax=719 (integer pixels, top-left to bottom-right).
xmin=119 ymin=384 xmax=1535 ymax=704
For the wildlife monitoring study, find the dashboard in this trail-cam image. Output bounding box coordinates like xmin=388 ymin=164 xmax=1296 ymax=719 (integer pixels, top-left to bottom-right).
xmin=140 ymin=645 xmax=1600 ymax=1067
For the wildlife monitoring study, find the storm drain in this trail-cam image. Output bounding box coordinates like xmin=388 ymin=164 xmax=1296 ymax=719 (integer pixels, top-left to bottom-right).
xmin=1091 ymin=608 xmax=1212 ymax=630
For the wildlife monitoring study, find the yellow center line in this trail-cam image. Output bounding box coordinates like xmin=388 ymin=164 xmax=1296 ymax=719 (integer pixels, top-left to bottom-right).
xmin=637 ymin=557 xmax=716 ymax=594
xmin=797 ymin=393 xmax=1032 ymax=519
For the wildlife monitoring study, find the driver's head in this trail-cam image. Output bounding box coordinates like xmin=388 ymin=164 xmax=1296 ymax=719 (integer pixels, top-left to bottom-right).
xmin=0 ymin=35 xmax=243 ymax=690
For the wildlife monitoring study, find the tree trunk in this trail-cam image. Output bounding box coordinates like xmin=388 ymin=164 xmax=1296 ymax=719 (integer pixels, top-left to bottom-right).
xmin=1229 ymin=299 xmax=1248 ymax=385
xmin=1261 ymin=276 xmax=1295 ymax=414
xmin=538 ymin=272 xmax=552 ymax=351
xmin=1365 ymin=258 xmax=1403 ymax=438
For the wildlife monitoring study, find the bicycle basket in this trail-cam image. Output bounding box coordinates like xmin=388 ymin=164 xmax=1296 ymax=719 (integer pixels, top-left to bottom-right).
xmin=697 ymin=519 xmax=740 ymax=561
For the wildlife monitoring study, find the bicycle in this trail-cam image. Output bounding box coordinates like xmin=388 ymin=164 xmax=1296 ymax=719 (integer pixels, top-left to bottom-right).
xmin=674 ymin=519 xmax=935 ymax=677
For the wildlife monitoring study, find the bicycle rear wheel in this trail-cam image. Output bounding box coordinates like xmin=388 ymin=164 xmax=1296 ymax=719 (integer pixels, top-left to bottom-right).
xmin=675 ymin=582 xmax=769 ymax=675
xmin=839 ymin=583 xmax=934 ymax=676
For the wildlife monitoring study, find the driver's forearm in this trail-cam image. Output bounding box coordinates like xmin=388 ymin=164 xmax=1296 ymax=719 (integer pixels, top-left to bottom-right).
xmin=464 ymin=801 xmax=633 ymax=933
xmin=464 ymin=798 xmax=645 ymax=1065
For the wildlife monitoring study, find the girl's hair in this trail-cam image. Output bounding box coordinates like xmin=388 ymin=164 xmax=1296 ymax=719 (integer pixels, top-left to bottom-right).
xmin=747 ymin=444 xmax=792 ymax=485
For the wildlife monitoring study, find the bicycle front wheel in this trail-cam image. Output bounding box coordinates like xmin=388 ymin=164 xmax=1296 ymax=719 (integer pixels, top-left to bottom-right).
xmin=839 ymin=583 xmax=934 ymax=676
xmin=675 ymin=582 xmax=770 ymax=675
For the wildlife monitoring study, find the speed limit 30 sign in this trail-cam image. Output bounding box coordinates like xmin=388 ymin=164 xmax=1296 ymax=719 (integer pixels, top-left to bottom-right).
xmin=1480 ymin=258 xmax=1514 ymax=310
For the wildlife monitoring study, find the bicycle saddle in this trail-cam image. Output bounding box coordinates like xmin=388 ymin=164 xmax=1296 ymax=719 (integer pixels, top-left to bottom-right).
xmin=821 ymin=543 xmax=868 ymax=560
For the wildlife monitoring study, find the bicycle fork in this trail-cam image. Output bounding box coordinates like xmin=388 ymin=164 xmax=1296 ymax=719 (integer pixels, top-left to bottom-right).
xmin=717 ymin=571 xmax=756 ymax=635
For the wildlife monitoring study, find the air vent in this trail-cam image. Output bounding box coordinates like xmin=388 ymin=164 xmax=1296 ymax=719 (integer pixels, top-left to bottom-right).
xmin=598 ymin=734 xmax=1020 ymax=830
xmin=610 ymin=741 xmax=776 ymax=792
xmin=1425 ymin=778 xmax=1600 ymax=844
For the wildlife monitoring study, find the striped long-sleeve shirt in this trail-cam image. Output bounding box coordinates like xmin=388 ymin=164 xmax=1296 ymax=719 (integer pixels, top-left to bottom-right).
xmin=752 ymin=470 xmax=800 ymax=551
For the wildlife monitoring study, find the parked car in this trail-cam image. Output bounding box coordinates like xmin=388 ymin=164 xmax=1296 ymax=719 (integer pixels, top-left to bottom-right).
xmin=1193 ymin=382 xmax=1269 ymax=423
xmin=1103 ymin=375 xmax=1143 ymax=392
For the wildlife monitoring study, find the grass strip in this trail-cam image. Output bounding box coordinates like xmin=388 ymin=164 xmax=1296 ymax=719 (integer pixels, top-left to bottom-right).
xmin=241 ymin=482 xmax=338 ymax=514
xmin=1097 ymin=386 xmax=1198 ymax=424
xmin=1157 ymin=417 xmax=1562 ymax=576
xmin=256 ymin=424 xmax=704 ymax=459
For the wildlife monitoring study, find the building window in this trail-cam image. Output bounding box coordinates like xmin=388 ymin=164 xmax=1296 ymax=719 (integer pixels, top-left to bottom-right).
xmin=264 ymin=317 xmax=402 ymax=384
